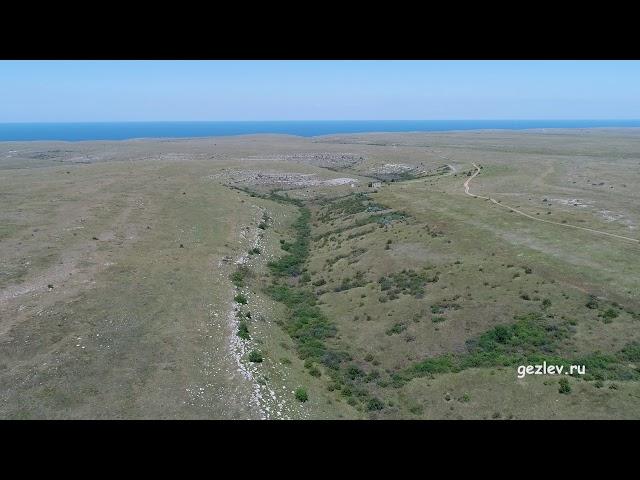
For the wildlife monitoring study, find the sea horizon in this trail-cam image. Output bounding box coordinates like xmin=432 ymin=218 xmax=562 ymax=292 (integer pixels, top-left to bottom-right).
xmin=2 ymin=119 xmax=640 ymax=142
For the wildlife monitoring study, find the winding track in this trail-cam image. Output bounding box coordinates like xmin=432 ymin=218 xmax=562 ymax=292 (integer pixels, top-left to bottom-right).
xmin=463 ymin=163 xmax=640 ymax=244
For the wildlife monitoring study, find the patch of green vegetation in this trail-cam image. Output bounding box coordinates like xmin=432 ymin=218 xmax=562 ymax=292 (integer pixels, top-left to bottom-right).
xmin=395 ymin=313 xmax=570 ymax=384
xmin=237 ymin=320 xmax=250 ymax=340
xmin=409 ymin=404 xmax=424 ymax=415
xmin=356 ymin=211 xmax=407 ymax=227
xmin=396 ymin=311 xmax=640 ymax=386
xmin=599 ymin=308 xmax=619 ymax=322
xmin=366 ymin=397 xmax=385 ymax=411
xmin=378 ymin=268 xmax=438 ymax=300
xmin=267 ymin=207 xmax=311 ymax=277
xmin=334 ymin=270 xmax=368 ymax=292
xmin=326 ymin=247 xmax=367 ymax=267
xmin=318 ymin=193 xmax=376 ymax=221
xmin=430 ymin=301 xmax=461 ymax=314
xmin=586 ymin=295 xmax=599 ymax=309
xmin=230 ymin=265 xmax=252 ymax=288
xmin=618 ymin=342 xmax=640 ymax=362
xmin=558 ymin=378 xmax=571 ymax=394
xmin=234 ymin=293 xmax=248 ymax=305
xmin=248 ymin=350 xmax=263 ymax=363
xmin=265 ymin=283 xmax=337 ymax=360
xmin=386 ymin=322 xmax=407 ymax=336
xmin=295 ymin=387 xmax=308 ymax=402
xmin=574 ymin=348 xmax=640 ymax=382
xmin=265 ymin=197 xmax=398 ymax=413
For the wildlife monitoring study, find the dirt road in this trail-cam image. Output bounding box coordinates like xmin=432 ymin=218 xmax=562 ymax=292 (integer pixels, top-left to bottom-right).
xmin=464 ymin=163 xmax=640 ymax=244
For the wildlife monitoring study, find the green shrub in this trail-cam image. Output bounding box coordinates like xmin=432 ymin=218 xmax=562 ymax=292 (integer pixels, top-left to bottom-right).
xmin=365 ymin=370 xmax=380 ymax=382
xmin=295 ymin=387 xmax=308 ymax=402
xmin=230 ymin=266 xmax=251 ymax=288
xmin=248 ymin=350 xmax=263 ymax=363
xmin=409 ymin=405 xmax=423 ymax=415
xmin=334 ymin=270 xmax=367 ymax=292
xmin=558 ymin=378 xmax=571 ymax=394
xmin=386 ymin=323 xmax=407 ymax=335
xmin=378 ymin=269 xmax=436 ymax=301
xmin=237 ymin=321 xmax=250 ymax=340
xmin=618 ymin=342 xmax=640 ymax=362
xmin=366 ymin=397 xmax=385 ymax=411
xmin=234 ymin=293 xmax=248 ymax=305
xmin=599 ymin=308 xmax=618 ymax=321
xmin=345 ymin=365 xmax=365 ymax=381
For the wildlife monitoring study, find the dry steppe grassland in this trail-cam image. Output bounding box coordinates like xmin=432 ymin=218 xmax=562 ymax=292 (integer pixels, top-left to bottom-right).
xmin=1 ymin=129 xmax=639 ymax=419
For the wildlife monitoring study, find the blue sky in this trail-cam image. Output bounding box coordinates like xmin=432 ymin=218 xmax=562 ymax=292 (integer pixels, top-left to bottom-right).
xmin=0 ymin=60 xmax=639 ymax=122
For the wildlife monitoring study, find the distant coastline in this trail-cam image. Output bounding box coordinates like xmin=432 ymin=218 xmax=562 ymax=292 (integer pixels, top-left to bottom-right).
xmin=2 ymin=120 xmax=640 ymax=142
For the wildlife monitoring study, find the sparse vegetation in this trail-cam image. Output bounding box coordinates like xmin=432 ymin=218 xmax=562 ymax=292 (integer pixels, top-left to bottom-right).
xmin=13 ymin=132 xmax=640 ymax=420
xmin=378 ymin=268 xmax=438 ymax=300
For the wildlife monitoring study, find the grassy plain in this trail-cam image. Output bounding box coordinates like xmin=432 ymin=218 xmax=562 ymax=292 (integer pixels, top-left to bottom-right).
xmin=1 ymin=129 xmax=639 ymax=418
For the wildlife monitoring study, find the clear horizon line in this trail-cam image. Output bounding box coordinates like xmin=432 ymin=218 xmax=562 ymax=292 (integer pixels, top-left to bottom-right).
xmin=2 ymin=118 xmax=640 ymax=124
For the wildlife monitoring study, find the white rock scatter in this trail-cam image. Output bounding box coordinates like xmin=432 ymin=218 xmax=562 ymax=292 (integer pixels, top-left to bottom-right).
xmin=208 ymin=170 xmax=358 ymax=189
xmin=222 ymin=205 xmax=300 ymax=419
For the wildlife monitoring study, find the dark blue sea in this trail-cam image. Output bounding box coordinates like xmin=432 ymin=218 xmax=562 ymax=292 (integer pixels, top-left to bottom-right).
xmin=1 ymin=120 xmax=640 ymax=142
